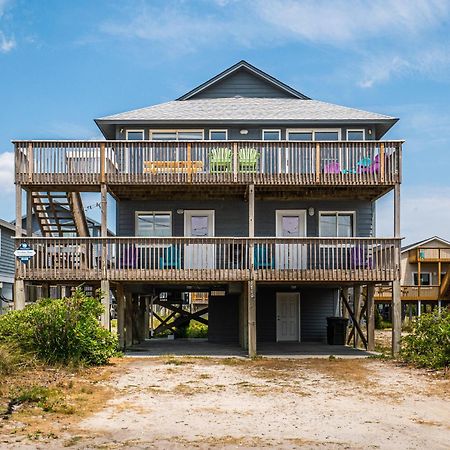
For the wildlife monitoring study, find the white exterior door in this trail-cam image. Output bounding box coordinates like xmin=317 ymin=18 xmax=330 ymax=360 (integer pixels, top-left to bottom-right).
xmin=276 ymin=293 xmax=300 ymax=342
xmin=184 ymin=210 xmax=215 ymax=269
xmin=275 ymin=210 xmax=307 ymax=269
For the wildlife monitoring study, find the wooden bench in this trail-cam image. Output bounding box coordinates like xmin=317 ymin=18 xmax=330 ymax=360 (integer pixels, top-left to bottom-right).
xmin=144 ymin=160 xmax=204 ymax=174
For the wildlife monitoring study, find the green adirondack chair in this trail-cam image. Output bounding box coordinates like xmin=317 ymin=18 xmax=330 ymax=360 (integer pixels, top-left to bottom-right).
xmin=209 ymin=147 xmax=232 ymax=173
xmin=239 ymin=147 xmax=259 ymax=173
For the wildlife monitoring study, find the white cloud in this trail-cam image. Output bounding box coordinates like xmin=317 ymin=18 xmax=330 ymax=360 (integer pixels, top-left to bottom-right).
xmin=0 ymin=30 xmax=14 ymax=52
xmin=0 ymin=151 xmax=14 ymax=194
xmin=0 ymin=0 xmax=15 ymax=53
xmin=377 ymin=186 xmax=450 ymax=245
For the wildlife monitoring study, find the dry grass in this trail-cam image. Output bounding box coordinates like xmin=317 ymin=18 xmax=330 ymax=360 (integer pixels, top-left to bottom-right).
xmin=0 ymin=357 xmax=128 ymax=441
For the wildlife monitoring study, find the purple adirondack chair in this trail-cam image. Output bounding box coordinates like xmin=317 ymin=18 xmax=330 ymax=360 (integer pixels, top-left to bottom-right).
xmin=350 ymin=246 xmax=373 ymax=269
xmin=323 ymin=161 xmax=340 ymax=174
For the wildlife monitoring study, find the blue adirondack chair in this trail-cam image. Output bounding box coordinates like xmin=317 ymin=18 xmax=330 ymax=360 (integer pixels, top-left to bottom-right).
xmin=254 ymin=244 xmax=274 ymax=269
xmin=159 ymin=245 xmax=181 ymax=269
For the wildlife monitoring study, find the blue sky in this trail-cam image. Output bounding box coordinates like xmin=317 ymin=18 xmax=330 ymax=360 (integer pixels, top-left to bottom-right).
xmin=0 ymin=0 xmax=449 ymax=243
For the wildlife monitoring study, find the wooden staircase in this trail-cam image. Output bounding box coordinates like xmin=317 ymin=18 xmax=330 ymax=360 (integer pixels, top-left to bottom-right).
xmin=31 ymin=192 xmax=89 ymax=237
xmin=439 ymin=271 xmax=450 ymax=299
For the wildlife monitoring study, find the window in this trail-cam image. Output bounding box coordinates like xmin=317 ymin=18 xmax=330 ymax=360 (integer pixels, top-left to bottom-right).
xmin=126 ymin=130 xmax=145 ymax=140
xmin=150 ymin=130 xmax=203 ymax=141
xmin=262 ymin=129 xmax=281 ymax=140
xmin=347 ymin=129 xmax=365 ymax=141
xmin=209 ymin=130 xmax=228 ymax=140
xmin=287 ymin=129 xmax=341 ymax=141
xmin=319 ymin=212 xmax=355 ymax=237
xmin=135 ymin=212 xmax=172 ymax=237
xmin=413 ymin=273 xmax=431 ymax=286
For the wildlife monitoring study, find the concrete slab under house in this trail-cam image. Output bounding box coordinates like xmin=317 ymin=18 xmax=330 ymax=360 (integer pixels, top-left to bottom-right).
xmin=13 ymin=60 xmax=406 ymax=356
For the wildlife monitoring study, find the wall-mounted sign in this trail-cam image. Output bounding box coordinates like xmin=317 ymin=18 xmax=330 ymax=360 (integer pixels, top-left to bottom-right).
xmin=14 ymin=243 xmax=36 ymax=264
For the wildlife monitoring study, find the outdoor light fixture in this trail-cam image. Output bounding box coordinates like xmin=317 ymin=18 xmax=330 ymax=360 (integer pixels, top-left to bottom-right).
xmin=308 ymin=207 xmax=315 ymax=216
xmin=240 ymin=129 xmax=248 ymax=135
xmin=176 ymin=209 xmax=184 ymax=214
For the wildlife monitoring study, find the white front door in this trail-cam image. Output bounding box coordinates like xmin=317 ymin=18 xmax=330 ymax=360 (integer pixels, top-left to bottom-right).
xmin=275 ymin=210 xmax=307 ymax=269
xmin=184 ymin=210 xmax=215 ymax=269
xmin=276 ymin=293 xmax=300 ymax=342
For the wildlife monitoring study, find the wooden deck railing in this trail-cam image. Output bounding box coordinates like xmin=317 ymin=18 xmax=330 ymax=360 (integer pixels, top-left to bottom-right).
xmin=14 ymin=140 xmax=401 ymax=186
xmin=375 ymin=285 xmax=441 ymax=301
xmin=409 ymin=247 xmax=450 ymax=263
xmin=15 ymin=237 xmax=399 ymax=283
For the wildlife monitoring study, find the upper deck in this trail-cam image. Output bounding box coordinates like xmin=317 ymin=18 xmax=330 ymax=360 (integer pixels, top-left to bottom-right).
xmin=15 ymin=140 xmax=401 ymax=197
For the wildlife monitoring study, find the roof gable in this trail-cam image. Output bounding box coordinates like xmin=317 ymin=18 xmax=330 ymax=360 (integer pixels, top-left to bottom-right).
xmin=178 ymin=60 xmax=309 ymax=100
xmin=401 ymin=236 xmax=450 ymax=253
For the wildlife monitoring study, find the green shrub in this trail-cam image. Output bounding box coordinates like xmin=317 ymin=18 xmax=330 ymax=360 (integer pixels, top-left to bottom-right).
xmin=0 ymin=289 xmax=117 ymax=366
xmin=183 ymin=321 xmax=208 ymax=338
xmin=400 ymin=308 xmax=450 ymax=369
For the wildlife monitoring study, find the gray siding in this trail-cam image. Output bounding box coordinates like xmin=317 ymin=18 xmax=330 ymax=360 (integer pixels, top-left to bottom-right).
xmin=189 ymin=68 xmax=295 ymax=99
xmin=257 ymin=286 xmax=336 ymax=342
xmin=0 ymin=225 xmax=15 ymax=279
xmin=115 ymin=124 xmax=375 ymax=141
xmin=117 ymin=199 xmax=374 ymax=238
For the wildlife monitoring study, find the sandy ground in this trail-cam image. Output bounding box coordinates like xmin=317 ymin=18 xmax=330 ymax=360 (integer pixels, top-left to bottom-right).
xmin=2 ymin=356 xmax=449 ymax=450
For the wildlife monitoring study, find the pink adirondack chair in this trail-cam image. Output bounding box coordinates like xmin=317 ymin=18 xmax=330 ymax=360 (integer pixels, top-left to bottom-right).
xmin=323 ymin=161 xmax=340 ymax=174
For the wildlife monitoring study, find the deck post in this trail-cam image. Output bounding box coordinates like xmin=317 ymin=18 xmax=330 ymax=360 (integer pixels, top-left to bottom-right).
xmin=392 ymin=183 xmax=401 ymax=355
xmin=14 ymin=184 xmax=26 ymax=310
xmin=367 ymin=284 xmax=375 ymax=351
xmin=144 ymin=296 xmax=150 ymax=339
xmin=417 ymin=300 xmax=421 ymax=317
xmin=248 ymin=184 xmax=256 ymax=357
xmin=100 ymin=280 xmax=111 ymax=330
xmin=239 ymin=282 xmax=249 ymax=349
xmin=26 ymin=189 xmax=33 ymax=236
xmin=353 ymin=285 xmax=362 ymax=348
xmin=125 ymin=291 xmax=133 ymax=347
xmin=116 ymin=284 xmax=125 ymax=349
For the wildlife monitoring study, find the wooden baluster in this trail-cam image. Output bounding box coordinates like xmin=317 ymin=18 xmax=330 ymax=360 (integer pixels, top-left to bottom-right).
xmin=315 ymin=143 xmax=320 ymax=182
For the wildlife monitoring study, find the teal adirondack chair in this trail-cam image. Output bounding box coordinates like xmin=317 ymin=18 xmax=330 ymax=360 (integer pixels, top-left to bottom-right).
xmin=239 ymin=147 xmax=259 ymax=173
xmin=209 ymin=147 xmax=232 ymax=173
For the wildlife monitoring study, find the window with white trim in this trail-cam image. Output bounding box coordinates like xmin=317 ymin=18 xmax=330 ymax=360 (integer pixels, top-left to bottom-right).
xmin=209 ymin=130 xmax=228 ymax=140
xmin=287 ymin=129 xmax=341 ymax=141
xmin=346 ymin=129 xmax=365 ymax=141
xmin=136 ymin=212 xmax=172 ymax=237
xmin=319 ymin=212 xmax=355 ymax=237
xmin=150 ymin=130 xmax=204 ymax=141
xmin=413 ymin=273 xmax=431 ymax=286
xmin=262 ymin=129 xmax=281 ymax=140
xmin=126 ymin=130 xmax=145 ymax=140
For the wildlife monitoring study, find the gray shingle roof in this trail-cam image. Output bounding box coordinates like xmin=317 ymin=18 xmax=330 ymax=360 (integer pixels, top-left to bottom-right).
xmin=97 ymin=98 xmax=396 ymax=123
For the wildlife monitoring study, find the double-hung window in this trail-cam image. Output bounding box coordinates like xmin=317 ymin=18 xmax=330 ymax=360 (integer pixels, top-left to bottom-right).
xmin=413 ymin=273 xmax=431 ymax=286
xmin=136 ymin=212 xmax=172 ymax=238
xmin=126 ymin=130 xmax=145 ymax=140
xmin=319 ymin=212 xmax=355 ymax=237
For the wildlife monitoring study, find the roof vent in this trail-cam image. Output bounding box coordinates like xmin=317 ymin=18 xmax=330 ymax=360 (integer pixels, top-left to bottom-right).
xmin=234 ymin=95 xmax=243 ymax=98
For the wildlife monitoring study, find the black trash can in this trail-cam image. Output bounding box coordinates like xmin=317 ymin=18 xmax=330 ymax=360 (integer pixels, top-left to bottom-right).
xmin=326 ymin=317 xmax=349 ymax=345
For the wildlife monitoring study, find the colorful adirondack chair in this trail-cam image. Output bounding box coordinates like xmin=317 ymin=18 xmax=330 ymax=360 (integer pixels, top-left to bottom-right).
xmin=159 ymin=245 xmax=181 ymax=269
xmin=254 ymin=244 xmax=275 ymax=269
xmin=323 ymin=161 xmax=340 ymax=174
xmin=209 ymin=147 xmax=232 ymax=173
xmin=239 ymin=147 xmax=259 ymax=173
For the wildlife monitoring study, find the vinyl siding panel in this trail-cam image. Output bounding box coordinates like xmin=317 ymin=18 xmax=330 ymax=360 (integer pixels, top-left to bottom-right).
xmin=117 ymin=199 xmax=374 ymax=237
xmin=257 ymin=286 xmax=336 ymax=343
xmin=189 ymin=69 xmax=295 ymax=99
xmin=0 ymin=226 xmax=15 ymax=279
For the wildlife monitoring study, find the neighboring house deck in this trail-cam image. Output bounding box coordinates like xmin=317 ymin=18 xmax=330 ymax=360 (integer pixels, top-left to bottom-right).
xmin=375 ymin=236 xmax=450 ymax=310
xmin=0 ymin=219 xmax=16 ymax=311
xmin=13 ymin=60 xmax=403 ymax=355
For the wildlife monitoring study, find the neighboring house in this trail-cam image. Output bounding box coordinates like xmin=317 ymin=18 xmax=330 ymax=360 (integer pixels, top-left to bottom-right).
xmin=375 ymin=236 xmax=450 ymax=315
xmin=0 ymin=219 xmax=17 ymax=312
xmin=13 ymin=60 xmax=403 ymax=355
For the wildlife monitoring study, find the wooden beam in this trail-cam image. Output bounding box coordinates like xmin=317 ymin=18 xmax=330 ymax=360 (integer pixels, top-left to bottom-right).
xmin=125 ymin=291 xmax=133 ymax=347
xmin=100 ymin=279 xmax=110 ymax=330
xmin=392 ymin=183 xmax=401 ymax=356
xmin=14 ymin=185 xmax=26 ymax=311
xmin=367 ymin=284 xmax=375 ymax=351
xmin=340 ymin=289 xmax=367 ymax=348
xmin=248 ymin=280 xmax=257 ymax=357
xmin=116 ymin=284 xmax=125 ymax=349
xmin=353 ymin=285 xmax=362 ymax=348
xmin=26 ymin=190 xmax=33 ymax=236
